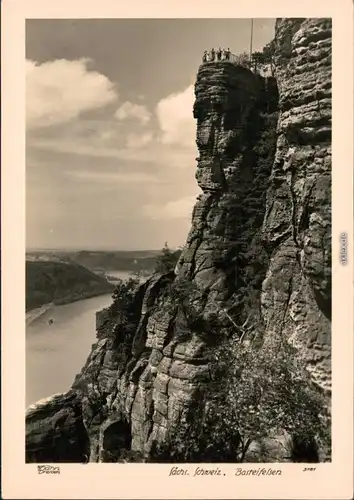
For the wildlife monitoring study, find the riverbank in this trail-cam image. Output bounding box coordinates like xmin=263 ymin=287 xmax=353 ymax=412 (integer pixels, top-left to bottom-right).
xmin=51 ymin=288 xmax=114 ymax=307
xmin=26 ymin=259 xmax=114 ymax=311
xmin=26 ymin=303 xmax=54 ymax=328
xmin=26 ymin=289 xmax=115 ymax=328
xmin=26 ymin=293 xmax=113 ymax=406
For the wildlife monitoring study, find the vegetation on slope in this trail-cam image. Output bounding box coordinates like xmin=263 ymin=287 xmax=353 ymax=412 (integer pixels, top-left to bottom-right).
xmin=148 ymin=336 xmax=330 ymax=463
xmin=107 ymin=276 xmax=330 ymax=464
xmin=153 ymin=242 xmax=181 ymax=274
xmin=26 ymin=260 xmax=114 ymax=312
xmin=26 ymin=246 xmax=182 ymax=275
xmin=72 ymin=250 xmax=160 ymax=273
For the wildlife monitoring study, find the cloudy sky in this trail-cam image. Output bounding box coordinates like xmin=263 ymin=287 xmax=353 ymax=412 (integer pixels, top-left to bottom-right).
xmin=26 ymin=18 xmax=275 ymax=251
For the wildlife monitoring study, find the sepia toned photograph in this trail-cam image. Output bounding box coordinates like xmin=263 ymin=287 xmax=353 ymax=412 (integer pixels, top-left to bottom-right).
xmin=24 ymin=17 xmax=333 ymax=466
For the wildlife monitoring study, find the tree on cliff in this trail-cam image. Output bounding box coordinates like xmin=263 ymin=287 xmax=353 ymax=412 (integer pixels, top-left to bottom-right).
xmin=251 ymin=51 xmax=264 ymax=73
xmin=206 ymin=337 xmax=330 ymax=462
xmin=154 ymin=242 xmax=180 ymax=274
xmin=109 ymin=277 xmax=140 ymax=317
xmin=168 ymin=277 xmax=205 ymax=330
xmin=250 ymin=41 xmax=276 ymax=76
xmin=253 ymin=42 xmax=276 ymax=76
xmin=234 ymin=51 xmax=251 ymax=68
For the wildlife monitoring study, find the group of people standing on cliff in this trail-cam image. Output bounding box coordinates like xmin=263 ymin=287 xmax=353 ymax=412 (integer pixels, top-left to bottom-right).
xmin=202 ymin=47 xmax=231 ymax=63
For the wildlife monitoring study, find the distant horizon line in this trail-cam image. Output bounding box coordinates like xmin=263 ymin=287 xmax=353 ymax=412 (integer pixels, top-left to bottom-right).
xmin=26 ymin=245 xmax=183 ymax=252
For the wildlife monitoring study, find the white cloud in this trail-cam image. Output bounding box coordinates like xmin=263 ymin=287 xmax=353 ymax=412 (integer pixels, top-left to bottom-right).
xmin=99 ymin=129 xmax=117 ymax=141
xmin=26 ymin=58 xmax=118 ymax=129
xmin=126 ymin=132 xmax=154 ymax=149
xmin=27 ymin=70 xmax=197 ymax=171
xmin=143 ymin=195 xmax=197 ymax=220
xmin=66 ymin=170 xmax=162 ymax=185
xmin=115 ymin=101 xmax=151 ymax=124
xmin=28 ymin=136 xmax=195 ymax=168
xmin=156 ymin=85 xmax=196 ymax=147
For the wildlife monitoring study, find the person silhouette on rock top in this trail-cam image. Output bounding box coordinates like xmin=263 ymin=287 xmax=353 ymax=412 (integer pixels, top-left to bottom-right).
xmin=202 ymin=50 xmax=208 ymax=63
xmin=217 ymin=47 xmax=222 ymax=61
xmin=226 ymin=48 xmax=230 ymax=61
xmin=210 ymin=48 xmax=215 ymax=61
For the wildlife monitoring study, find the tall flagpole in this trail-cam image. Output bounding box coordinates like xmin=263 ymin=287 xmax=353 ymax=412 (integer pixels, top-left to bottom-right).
xmin=249 ymin=18 xmax=254 ymax=65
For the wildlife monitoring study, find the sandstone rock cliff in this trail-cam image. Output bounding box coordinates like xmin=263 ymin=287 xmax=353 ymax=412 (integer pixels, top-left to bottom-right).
xmin=26 ymin=18 xmax=332 ymax=463
xmin=261 ymin=18 xmax=331 ymax=395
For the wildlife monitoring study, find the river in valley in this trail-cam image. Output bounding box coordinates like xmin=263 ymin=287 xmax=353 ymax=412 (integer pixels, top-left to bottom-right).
xmin=26 ymin=293 xmax=113 ymax=408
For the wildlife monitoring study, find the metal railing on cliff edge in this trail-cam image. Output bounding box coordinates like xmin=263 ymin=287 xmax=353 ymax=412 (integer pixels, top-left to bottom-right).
xmin=201 ymin=49 xmax=252 ymax=69
xmin=200 ymin=49 xmax=274 ymax=78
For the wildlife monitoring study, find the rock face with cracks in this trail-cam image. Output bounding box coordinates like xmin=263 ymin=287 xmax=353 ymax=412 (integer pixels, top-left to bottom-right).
xmin=25 ymin=18 xmax=331 ymax=463
xmin=261 ymin=18 xmax=331 ymax=396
